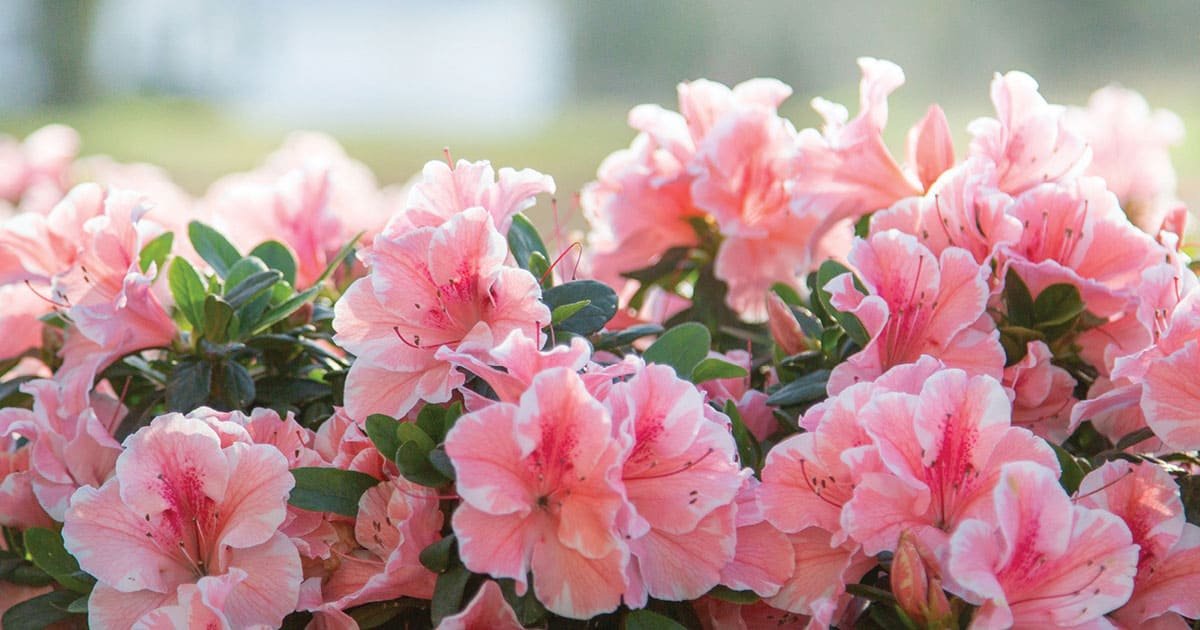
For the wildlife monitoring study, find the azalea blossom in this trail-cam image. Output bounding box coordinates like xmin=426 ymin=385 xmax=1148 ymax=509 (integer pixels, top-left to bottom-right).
xmin=62 ymin=412 xmax=302 ymax=629
xmin=393 ymin=157 xmax=554 ymax=236
xmin=946 ymin=461 xmax=1138 ymax=629
xmin=333 ymin=207 xmax=549 ymax=419
xmin=446 ymin=368 xmax=630 ymax=619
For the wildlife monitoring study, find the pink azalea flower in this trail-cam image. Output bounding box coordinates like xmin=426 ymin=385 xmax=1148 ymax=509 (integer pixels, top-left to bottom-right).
xmin=946 ymin=462 xmax=1138 ymax=629
xmin=207 ymin=167 xmax=347 ymax=288
xmin=718 ymin=475 xmax=794 ymax=598
xmin=0 ymin=430 xmax=54 ymax=529
xmin=967 ymin=71 xmax=1091 ymax=195
xmin=843 ymin=369 xmax=1059 ymax=556
xmin=0 ymin=124 xmax=79 ymax=213
xmin=394 ymin=158 xmax=554 ymax=236
xmin=1065 ymin=86 xmax=1185 ymax=234
xmin=436 ymin=329 xmax=592 ymax=409
xmin=791 ymin=57 xmax=923 ymax=240
xmin=906 ymin=105 xmax=956 ymax=191
xmin=695 ymin=598 xmax=812 ymax=630
xmin=767 ymin=527 xmax=876 ymax=626
xmin=871 ymin=157 xmax=1021 ymax=264
xmin=445 ymin=368 xmax=630 ymax=619
xmin=308 ymin=476 xmax=443 ymax=611
xmin=1075 ymin=460 xmax=1200 ymax=627
xmin=333 ymin=207 xmax=549 ymax=419
xmin=1002 ymin=340 xmax=1077 ymax=442
xmin=436 ymin=581 xmax=523 ymax=630
xmin=0 ymin=378 xmax=124 ymax=521
xmin=608 ymin=363 xmax=742 ymax=606
xmin=825 ymin=231 xmax=1004 ymax=394
xmin=0 ymin=282 xmax=51 ymax=361
xmin=760 ymin=357 xmax=942 ymax=545
xmin=62 ymin=412 xmax=302 ymax=629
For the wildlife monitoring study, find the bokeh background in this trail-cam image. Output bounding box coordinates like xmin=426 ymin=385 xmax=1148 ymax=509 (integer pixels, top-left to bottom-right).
xmin=3 ymin=0 xmax=1198 ymax=228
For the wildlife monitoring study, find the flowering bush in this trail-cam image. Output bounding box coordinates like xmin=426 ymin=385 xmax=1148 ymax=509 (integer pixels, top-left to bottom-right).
xmin=1 ymin=58 xmax=1198 ymax=629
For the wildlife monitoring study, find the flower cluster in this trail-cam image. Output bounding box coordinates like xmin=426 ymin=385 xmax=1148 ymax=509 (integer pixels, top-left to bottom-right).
xmin=1 ymin=57 xmax=1198 ymax=629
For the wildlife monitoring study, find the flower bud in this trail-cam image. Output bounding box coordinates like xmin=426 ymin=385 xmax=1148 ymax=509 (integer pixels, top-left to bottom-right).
xmin=766 ymin=292 xmax=808 ymax=356
xmin=891 ymin=530 xmax=954 ymax=629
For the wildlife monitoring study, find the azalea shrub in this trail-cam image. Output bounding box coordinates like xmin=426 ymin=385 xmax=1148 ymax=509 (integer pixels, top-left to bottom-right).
xmin=2 ymin=57 xmax=1200 ymax=630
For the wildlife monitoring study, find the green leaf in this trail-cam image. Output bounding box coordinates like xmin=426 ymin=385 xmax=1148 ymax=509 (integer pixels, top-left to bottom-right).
xmin=1004 ymin=268 xmax=1035 ymax=328
xmin=396 ymin=441 xmax=451 ymax=488
xmin=528 ymin=251 xmax=551 ymax=287
xmin=346 ymin=600 xmax=407 ymax=629
xmin=165 ymin=359 xmax=212 ymax=412
xmin=216 ymin=360 xmax=255 ymax=410
xmin=366 ymin=414 xmax=402 ymax=460
xmin=249 ymin=241 xmax=298 ymax=286
xmin=188 ymin=220 xmax=241 ymax=278
xmin=625 ymin=609 xmax=687 ymax=630
xmin=397 ymin=422 xmax=436 ymax=451
xmin=541 ymin=280 xmax=619 ymax=336
xmin=621 ymin=246 xmax=690 ymax=284
xmin=691 ymin=357 xmax=748 ymax=383
xmin=815 ymin=261 xmax=870 ymax=347
xmin=23 ymin=528 xmax=94 ymax=593
xmin=507 ymin=213 xmax=549 ymax=272
xmin=251 ymin=286 xmax=319 ymax=335
xmin=707 ymin=585 xmax=760 ymax=604
xmin=725 ymin=400 xmax=763 ymax=471
xmin=224 ymin=270 xmax=284 ymax=310
xmin=766 ymin=369 xmax=830 ymax=406
xmin=441 ymin=401 xmax=464 ymax=435
xmin=314 ymin=231 xmax=364 ymax=285
xmin=428 ymin=446 xmax=456 ymax=481
xmin=66 ymin=595 xmax=89 ymax=614
xmin=499 ymin=578 xmax=548 ymax=626
xmin=419 ymin=534 xmax=457 ymax=573
xmin=168 ymin=257 xmax=208 ymax=330
xmin=254 ymin=376 xmax=331 ymax=406
xmin=594 ymin=323 xmax=664 ymax=350
xmin=138 ymin=231 xmax=174 ymax=273
xmin=770 ymin=281 xmax=803 ymax=306
xmin=431 ymin=565 xmax=472 ymax=625
xmin=1 ymin=590 xmax=80 ymax=630
xmin=643 ymin=322 xmax=711 ymax=379
xmin=551 ymin=299 xmax=591 ymax=324
xmin=998 ymin=325 xmax=1046 ymax=366
xmin=1051 ymin=444 xmax=1091 ymax=494
xmin=289 ymin=467 xmax=380 ymax=517
xmin=416 ymin=405 xmax=447 ymax=443
xmin=1033 ymin=283 xmax=1085 ymax=328
xmin=203 ymin=295 xmax=235 ymax=343
xmin=1114 ymin=427 xmax=1157 ymax=451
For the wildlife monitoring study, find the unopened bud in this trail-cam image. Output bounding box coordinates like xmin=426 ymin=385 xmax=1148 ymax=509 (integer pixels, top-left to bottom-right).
xmin=892 ymin=530 xmax=954 ymax=629
xmin=767 ymin=292 xmax=808 ymax=356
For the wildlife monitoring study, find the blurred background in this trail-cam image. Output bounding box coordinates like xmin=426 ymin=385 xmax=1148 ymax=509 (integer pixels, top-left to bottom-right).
xmin=2 ymin=0 xmax=1198 ymax=221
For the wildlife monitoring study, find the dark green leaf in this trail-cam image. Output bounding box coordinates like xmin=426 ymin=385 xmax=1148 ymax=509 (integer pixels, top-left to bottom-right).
xmin=550 ymin=299 xmax=591 ymax=324
xmin=691 ymin=357 xmax=748 ymax=383
xmin=66 ymin=595 xmax=89 ymax=614
xmin=138 ymin=231 xmax=174 ymax=273
xmin=499 ymin=578 xmax=548 ymax=626
xmin=1033 ymin=283 xmax=1085 ymax=328
xmin=216 ymin=360 xmax=255 ymax=410
xmin=203 ymin=295 xmax=235 ymax=343
xmin=707 ymin=585 xmax=759 ymax=604
xmin=643 ymin=322 xmax=711 ymax=379
xmin=188 ymin=220 xmax=241 ymax=278
xmin=621 ymin=246 xmax=690 ymax=284
xmin=168 ymin=256 xmax=207 ymax=330
xmin=815 ymin=261 xmax=869 ymax=346
xmin=366 ymin=414 xmax=402 ymax=460
xmin=625 ymin=609 xmax=687 ymax=630
xmin=594 ymin=324 xmax=664 ymax=350
xmin=541 ymin=280 xmax=618 ymax=336
xmin=1 ymin=590 xmax=80 ymax=630
xmin=428 ymin=446 xmax=456 ymax=481
xmin=1004 ymin=268 xmax=1035 ymax=328
xmin=766 ymin=369 xmax=830 ymax=406
xmin=442 ymin=402 xmax=464 ymax=435
xmin=397 ymin=422 xmax=435 ymax=451
xmin=725 ymin=400 xmax=762 ymax=471
xmin=249 ymin=241 xmax=298 ymax=286
xmin=419 ymin=535 xmax=457 ymax=573
xmin=507 ymin=213 xmax=549 ymax=272
xmin=289 ymin=467 xmax=380 ymax=517
xmin=1052 ymin=444 xmax=1091 ymax=494
xmin=7 ymin=564 xmax=54 ymax=586
xmin=430 ymin=565 xmax=471 ymax=626
xmin=770 ymin=282 xmax=804 ymax=306
xmin=346 ymin=600 xmax=408 ymax=629
xmin=416 ymin=405 xmax=446 ymax=443
xmin=254 ymin=376 xmax=331 ymax=406
xmin=24 ymin=528 xmax=94 ymax=593
xmin=528 ymin=251 xmax=551 ymax=287
xmin=396 ymin=441 xmax=451 ymax=488
xmin=165 ymin=360 xmax=212 ymax=412
xmin=1114 ymin=427 xmax=1157 ymax=452
xmin=1178 ymin=475 xmax=1200 ymax=526
xmin=251 ymin=286 xmax=319 ymax=334
xmin=224 ymin=270 xmax=284 ymax=310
